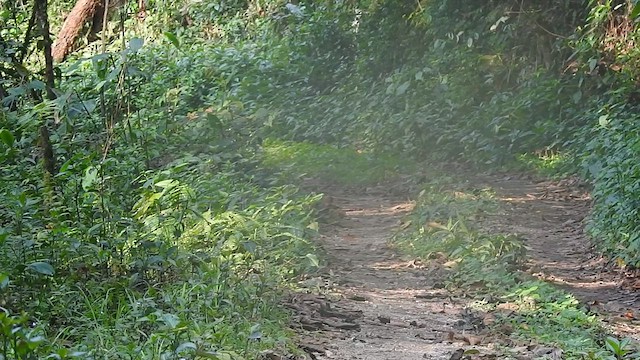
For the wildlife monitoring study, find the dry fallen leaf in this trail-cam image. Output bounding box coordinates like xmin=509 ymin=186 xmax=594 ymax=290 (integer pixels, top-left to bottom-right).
xmin=448 ymin=348 xmax=464 ymax=360
xmin=482 ymin=313 xmax=496 ymax=326
xmin=496 ymin=302 xmax=520 ymax=312
xmin=443 ymin=259 xmax=461 ymax=268
xmin=623 ymin=310 xmax=636 ymax=320
xmin=463 ymin=334 xmax=483 ymax=345
xmin=427 ymin=221 xmax=449 ymax=230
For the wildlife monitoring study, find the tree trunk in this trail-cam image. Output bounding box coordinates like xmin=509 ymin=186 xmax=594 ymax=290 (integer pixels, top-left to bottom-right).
xmin=38 ymin=125 xmax=56 ymax=176
xmin=35 ymin=0 xmax=56 ymax=99
xmin=52 ymin=0 xmax=102 ymax=62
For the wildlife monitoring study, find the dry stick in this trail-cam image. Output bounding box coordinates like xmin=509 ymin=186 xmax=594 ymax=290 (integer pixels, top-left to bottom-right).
xmin=535 ymin=21 xmax=568 ymax=40
xmin=100 ymin=0 xmax=112 ymax=160
xmin=101 ymin=0 xmax=110 ymax=54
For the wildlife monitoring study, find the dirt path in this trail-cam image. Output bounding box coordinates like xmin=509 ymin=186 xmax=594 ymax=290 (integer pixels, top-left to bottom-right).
xmin=477 ymin=175 xmax=640 ymax=340
xmin=289 ymin=184 xmax=492 ymax=360
xmin=288 ymin=174 xmax=640 ymax=359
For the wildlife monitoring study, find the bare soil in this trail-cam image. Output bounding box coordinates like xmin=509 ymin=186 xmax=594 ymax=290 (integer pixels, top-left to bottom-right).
xmin=288 ymin=183 xmax=492 ymax=360
xmin=286 ymin=173 xmax=640 ymax=360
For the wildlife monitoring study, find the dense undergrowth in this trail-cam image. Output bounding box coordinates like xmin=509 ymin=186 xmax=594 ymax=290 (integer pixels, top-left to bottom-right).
xmin=0 ymin=5 xmax=325 ymax=356
xmin=257 ymin=0 xmax=640 ymax=267
xmin=3 ymin=0 xmax=640 ymax=357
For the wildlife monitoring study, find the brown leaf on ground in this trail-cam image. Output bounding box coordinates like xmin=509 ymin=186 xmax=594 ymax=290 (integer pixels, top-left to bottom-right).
xmin=463 ymin=334 xmax=483 ymax=345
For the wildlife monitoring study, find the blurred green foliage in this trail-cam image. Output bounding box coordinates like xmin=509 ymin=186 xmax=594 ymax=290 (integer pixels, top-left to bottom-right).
xmin=3 ymin=0 xmax=640 ymax=356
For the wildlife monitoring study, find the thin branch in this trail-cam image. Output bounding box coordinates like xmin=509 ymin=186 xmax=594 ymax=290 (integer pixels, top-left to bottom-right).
xmin=535 ymin=21 xmax=568 ymax=39
xmin=18 ymin=3 xmax=38 ymax=64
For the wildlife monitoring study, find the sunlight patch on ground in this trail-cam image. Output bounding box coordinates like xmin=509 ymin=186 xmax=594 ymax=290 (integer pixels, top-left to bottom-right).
xmin=345 ymin=202 xmax=415 ymax=217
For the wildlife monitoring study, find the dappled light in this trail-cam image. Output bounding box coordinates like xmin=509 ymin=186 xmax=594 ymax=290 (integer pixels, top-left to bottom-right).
xmin=2 ymin=0 xmax=640 ymax=358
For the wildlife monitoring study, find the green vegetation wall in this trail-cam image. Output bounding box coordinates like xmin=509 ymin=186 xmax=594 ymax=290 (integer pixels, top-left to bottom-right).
xmin=263 ymin=0 xmax=640 ymax=267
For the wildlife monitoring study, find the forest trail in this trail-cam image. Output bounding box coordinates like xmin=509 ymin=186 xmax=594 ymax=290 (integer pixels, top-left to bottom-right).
xmin=289 ymin=174 xmax=640 ymax=359
xmin=477 ymin=175 xmax=640 ymax=341
xmin=289 ymin=182 xmax=486 ymax=360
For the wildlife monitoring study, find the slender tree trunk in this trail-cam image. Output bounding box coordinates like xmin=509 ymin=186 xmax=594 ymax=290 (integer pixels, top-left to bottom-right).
xmin=52 ymin=0 xmax=102 ymax=62
xmin=35 ymin=0 xmax=56 ymax=100
xmin=35 ymin=0 xmax=57 ymax=180
xmin=18 ymin=4 xmax=38 ymax=64
xmin=38 ymin=125 xmax=56 ymax=176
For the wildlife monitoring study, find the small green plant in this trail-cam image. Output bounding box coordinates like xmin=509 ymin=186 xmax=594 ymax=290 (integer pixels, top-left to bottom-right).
xmin=514 ymin=151 xmax=575 ymax=178
xmin=604 ymin=336 xmax=639 ymax=359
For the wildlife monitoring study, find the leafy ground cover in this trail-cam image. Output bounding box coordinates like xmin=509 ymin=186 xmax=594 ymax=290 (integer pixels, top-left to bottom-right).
xmin=261 ymin=139 xmax=414 ymax=186
xmin=0 ymin=144 xmax=322 ymax=358
xmin=392 ymin=171 xmax=640 ymax=359
xmin=0 ymin=13 xmax=326 ymax=358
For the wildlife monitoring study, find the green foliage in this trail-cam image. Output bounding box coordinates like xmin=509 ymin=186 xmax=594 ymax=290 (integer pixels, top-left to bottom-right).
xmin=514 ymin=152 xmax=575 ymax=178
xmin=4 ymin=0 xmax=640 ymax=355
xmin=262 ymin=140 xmax=413 ymax=185
xmin=500 ymin=282 xmax=607 ymax=358
xmin=392 ymin=179 xmax=523 ymax=291
xmin=0 ymin=8 xmax=322 ymax=357
xmin=576 ymin=101 xmax=640 ymax=267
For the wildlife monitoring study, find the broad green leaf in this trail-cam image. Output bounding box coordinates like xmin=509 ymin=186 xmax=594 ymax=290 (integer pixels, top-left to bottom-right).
xmin=129 ymin=37 xmax=144 ymax=52
xmin=248 ymin=323 xmax=262 ymax=340
xmin=598 ymin=115 xmax=609 ymax=127
xmin=82 ymin=166 xmax=98 ymax=190
xmin=27 ymin=80 xmax=46 ymax=90
xmin=176 ymin=342 xmax=197 ymax=353
xmin=385 ymin=83 xmax=395 ymax=95
xmin=28 ymin=261 xmax=55 ymax=276
xmin=588 ymin=58 xmax=598 ymax=73
xmin=306 ymin=253 xmax=320 ymax=267
xmin=254 ymin=107 xmax=269 ymax=119
xmin=194 ymin=351 xmax=222 ymax=359
xmin=396 ymin=81 xmax=411 ymax=96
xmin=605 ymin=336 xmax=621 ymax=352
xmin=286 ymin=3 xmax=304 ymax=17
xmin=164 ymin=32 xmax=180 ymax=50
xmin=194 ymin=351 xmax=236 ymax=360
xmin=571 ymin=90 xmax=582 ymax=104
xmin=631 ymin=3 xmax=640 ymax=19
xmin=0 ymin=273 xmax=9 ymax=289
xmin=242 ymin=241 xmax=257 ymax=254
xmin=307 ymin=221 xmax=319 ymax=231
xmin=161 ymin=313 xmax=180 ymax=329
xmin=155 ymin=179 xmax=178 ymax=189
xmin=0 ymin=129 xmax=14 ymax=147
